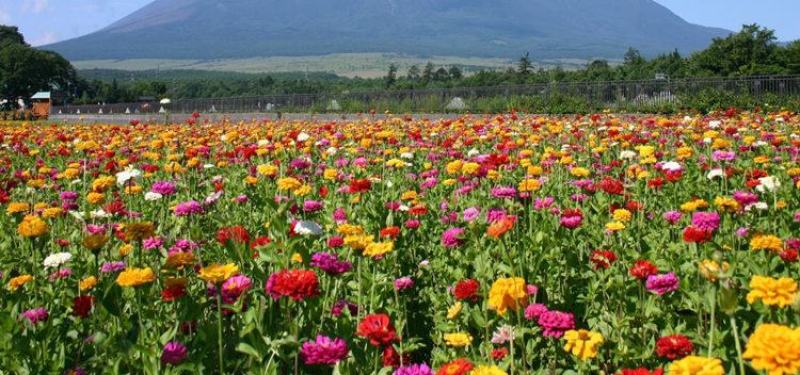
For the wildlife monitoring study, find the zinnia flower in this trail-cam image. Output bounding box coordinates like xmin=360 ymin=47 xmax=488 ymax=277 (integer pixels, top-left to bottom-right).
xmin=198 ymin=263 xmax=239 ymax=284
xmin=441 ymin=227 xmax=465 ymax=248
xmin=646 ymin=272 xmax=680 ymax=295
xmin=453 ymin=279 xmax=480 ymax=302
xmin=21 ymin=307 xmax=48 ymax=324
xmin=563 ymin=329 xmax=604 ymax=360
xmin=538 ymin=310 xmax=575 ymax=338
xmin=161 ymin=341 xmax=188 ymax=365
xmin=655 ymin=334 xmax=694 ymax=360
xmin=436 ymin=358 xmax=474 ymax=375
xmin=394 ymin=363 xmax=434 ymax=375
xmin=667 ymin=356 xmax=724 ymax=375
xmin=746 ymin=275 xmax=797 ymax=307
xmin=116 ymin=267 xmax=156 ymax=287
xmin=444 ymin=332 xmax=473 ymax=347
xmin=265 ymin=269 xmax=319 ymax=301
xmin=357 ymin=313 xmax=397 ymax=347
xmin=742 ymin=323 xmax=800 ymax=375
xmin=18 ymin=215 xmax=48 ymax=238
xmin=300 ymin=335 xmax=349 ymax=365
xmin=488 ymin=277 xmax=527 ymax=316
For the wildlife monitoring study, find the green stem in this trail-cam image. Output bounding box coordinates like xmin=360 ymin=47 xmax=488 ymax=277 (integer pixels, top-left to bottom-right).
xmin=730 ymin=315 xmax=745 ymax=375
xmin=216 ymin=290 xmax=225 ymax=374
xmin=707 ymin=285 xmax=716 ymax=357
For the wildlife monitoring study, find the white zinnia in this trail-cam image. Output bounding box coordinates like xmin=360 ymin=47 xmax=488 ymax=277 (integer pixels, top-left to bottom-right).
xmin=43 ymin=252 xmax=72 ymax=268
xmin=294 ymin=220 xmax=322 ymax=236
xmin=756 ymin=176 xmax=780 ymax=193
xmin=116 ymin=167 xmax=141 ymax=186
xmin=706 ymin=169 xmax=724 ymax=180
xmin=297 ymin=132 xmax=310 ymax=142
xmin=144 ymin=192 xmax=163 ymax=201
xmin=619 ymin=150 xmax=636 ymax=160
xmin=90 ymin=209 xmax=112 ymax=219
xmin=661 ymin=161 xmax=682 ymax=172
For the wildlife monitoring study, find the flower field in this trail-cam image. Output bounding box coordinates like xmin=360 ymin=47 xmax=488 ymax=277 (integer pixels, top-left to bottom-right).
xmin=1 ymin=111 xmax=800 ymax=374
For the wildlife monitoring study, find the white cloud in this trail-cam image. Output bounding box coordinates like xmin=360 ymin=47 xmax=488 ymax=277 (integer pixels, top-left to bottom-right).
xmin=21 ymin=0 xmax=49 ymax=14
xmin=29 ymin=31 xmax=58 ymax=46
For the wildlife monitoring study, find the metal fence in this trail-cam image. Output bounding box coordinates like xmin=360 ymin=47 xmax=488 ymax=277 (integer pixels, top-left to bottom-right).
xmin=52 ymin=75 xmax=800 ymax=115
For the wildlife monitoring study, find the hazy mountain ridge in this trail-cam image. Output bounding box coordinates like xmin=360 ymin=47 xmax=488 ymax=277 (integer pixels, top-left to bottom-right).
xmin=44 ymin=0 xmax=730 ymax=61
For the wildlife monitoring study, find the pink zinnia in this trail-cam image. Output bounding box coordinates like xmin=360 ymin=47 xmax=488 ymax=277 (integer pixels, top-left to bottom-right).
xmin=690 ymin=212 xmax=720 ymax=232
xmin=161 ymin=341 xmax=188 ymax=365
xmin=441 ymin=227 xmax=465 ymax=248
xmin=646 ymin=272 xmax=680 ymax=296
xmin=300 ymin=335 xmax=349 ymax=365
xmin=537 ymin=310 xmax=574 ymax=338
xmin=21 ymin=307 xmax=48 ymax=324
xmin=491 ymin=186 xmax=517 ymax=199
xmin=221 ymin=275 xmax=253 ymax=304
xmin=394 ymin=276 xmax=414 ymax=291
xmin=524 ymin=303 xmax=548 ymax=321
xmin=174 ymin=200 xmax=203 ymax=216
xmin=662 ymin=211 xmax=682 ymax=225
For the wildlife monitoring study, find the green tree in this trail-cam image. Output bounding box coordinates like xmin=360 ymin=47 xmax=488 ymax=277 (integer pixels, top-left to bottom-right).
xmin=448 ymin=66 xmax=463 ymax=80
xmin=517 ymin=52 xmax=533 ymax=76
xmin=422 ymin=62 xmax=434 ymax=84
xmin=0 ymin=25 xmax=77 ymax=106
xmin=690 ymin=24 xmax=784 ymax=76
xmin=385 ymin=64 xmax=398 ymax=88
xmin=407 ymin=65 xmax=420 ymax=81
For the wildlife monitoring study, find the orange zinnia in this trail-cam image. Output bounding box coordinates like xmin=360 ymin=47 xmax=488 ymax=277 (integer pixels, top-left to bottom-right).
xmin=487 ymin=216 xmax=516 ymax=239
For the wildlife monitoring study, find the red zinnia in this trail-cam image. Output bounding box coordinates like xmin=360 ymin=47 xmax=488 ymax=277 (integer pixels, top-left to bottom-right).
xmin=655 ymin=334 xmax=694 ymax=360
xmin=590 ymin=250 xmax=617 ymax=269
xmin=216 ymin=226 xmax=251 ymax=246
xmin=491 ymin=347 xmax=509 ymax=360
xmin=629 ymin=260 xmax=658 ymax=280
xmin=265 ymin=269 xmax=319 ymax=301
xmin=780 ymin=249 xmax=798 ymax=263
xmin=250 ymin=236 xmax=271 ymax=249
xmin=349 ymin=178 xmax=372 ymax=193
xmin=618 ymin=368 xmax=664 ymax=375
xmin=381 ymin=345 xmax=409 ymax=368
xmin=437 ymin=358 xmax=474 ymax=375
xmin=162 ymin=284 xmax=187 ymax=302
xmin=380 ymin=226 xmax=401 ymax=239
xmin=453 ymin=279 xmax=481 ymax=302
xmin=357 ymin=313 xmax=397 ymax=347
xmin=682 ymin=226 xmax=713 ymax=243
xmin=598 ymin=177 xmax=624 ymax=195
xmin=72 ymin=296 xmax=94 ymax=318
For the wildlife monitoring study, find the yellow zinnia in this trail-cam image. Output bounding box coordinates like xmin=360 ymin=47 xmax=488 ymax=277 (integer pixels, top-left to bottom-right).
xmin=488 ymin=277 xmax=527 ymax=316
xmin=470 ymin=365 xmax=507 ymax=375
xmin=198 ymin=263 xmax=239 ymax=284
xmin=363 ymin=241 xmax=394 ymax=258
xmin=743 ymin=324 xmax=800 ymax=375
xmin=563 ymin=329 xmax=604 ymax=360
xmin=746 ymin=276 xmax=797 ymax=308
xmin=116 ymin=267 xmax=156 ymax=287
xmin=750 ymin=235 xmax=783 ymax=253
xmin=668 ymin=355 xmax=724 ymax=375
xmin=17 ymin=215 xmax=48 ymax=238
xmin=8 ymin=275 xmax=33 ymax=291
xmin=443 ymin=332 xmax=473 ymax=347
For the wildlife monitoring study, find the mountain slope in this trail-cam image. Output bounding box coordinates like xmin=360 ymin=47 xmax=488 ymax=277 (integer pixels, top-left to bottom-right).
xmin=43 ymin=0 xmax=730 ymax=60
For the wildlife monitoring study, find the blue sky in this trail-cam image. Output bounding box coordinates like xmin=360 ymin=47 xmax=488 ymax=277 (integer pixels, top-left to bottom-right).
xmin=1 ymin=0 xmax=798 ymax=47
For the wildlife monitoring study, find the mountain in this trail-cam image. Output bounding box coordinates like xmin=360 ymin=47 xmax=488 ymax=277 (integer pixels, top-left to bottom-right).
xmin=43 ymin=0 xmax=730 ymax=61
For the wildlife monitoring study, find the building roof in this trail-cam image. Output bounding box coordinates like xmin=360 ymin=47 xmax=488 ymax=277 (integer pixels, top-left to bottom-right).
xmin=31 ymin=92 xmax=51 ymax=100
